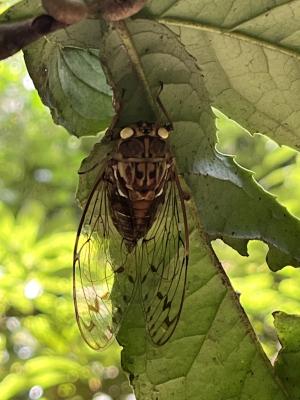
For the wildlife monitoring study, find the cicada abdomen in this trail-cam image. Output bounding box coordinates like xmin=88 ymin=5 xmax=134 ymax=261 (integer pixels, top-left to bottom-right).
xmin=73 ymin=120 xmax=189 ymax=349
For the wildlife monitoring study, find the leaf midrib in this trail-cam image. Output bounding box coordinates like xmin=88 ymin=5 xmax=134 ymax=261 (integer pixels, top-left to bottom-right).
xmin=113 ymin=20 xmax=162 ymax=118
xmin=158 ymin=17 xmax=300 ymax=61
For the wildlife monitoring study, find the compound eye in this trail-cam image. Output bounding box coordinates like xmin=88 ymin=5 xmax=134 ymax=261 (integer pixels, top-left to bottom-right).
xmin=157 ymin=127 xmax=169 ymax=139
xmin=120 ymin=127 xmax=134 ymax=139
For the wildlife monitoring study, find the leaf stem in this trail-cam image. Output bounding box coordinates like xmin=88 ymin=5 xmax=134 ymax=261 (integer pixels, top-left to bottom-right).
xmin=112 ymin=20 xmax=161 ymax=118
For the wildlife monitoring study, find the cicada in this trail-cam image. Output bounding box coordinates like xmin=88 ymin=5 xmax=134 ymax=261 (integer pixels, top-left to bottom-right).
xmin=73 ymin=117 xmax=189 ymax=350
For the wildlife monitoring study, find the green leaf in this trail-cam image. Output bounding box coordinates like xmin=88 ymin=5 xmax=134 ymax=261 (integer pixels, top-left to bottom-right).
xmin=119 ymin=226 xmax=288 ymax=400
xmin=76 ymin=19 xmax=288 ymax=399
xmin=188 ymin=154 xmax=300 ymax=271
xmin=141 ymin=0 xmax=300 ymax=150
xmin=28 ymin=14 xmax=300 ymax=269
xmin=98 ymin=17 xmax=300 ymax=272
xmin=274 ymin=312 xmax=300 ymax=399
xmin=76 ymin=137 xmax=113 ymax=206
xmin=24 ymin=20 xmax=114 ymax=136
xmin=20 ymin=3 xmax=300 ymax=271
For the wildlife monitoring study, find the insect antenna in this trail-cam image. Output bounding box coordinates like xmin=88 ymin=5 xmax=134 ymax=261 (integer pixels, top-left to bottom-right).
xmin=156 ymin=81 xmax=174 ymax=130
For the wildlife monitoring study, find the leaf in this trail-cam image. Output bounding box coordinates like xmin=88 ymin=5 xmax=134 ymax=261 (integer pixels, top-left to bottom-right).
xmin=119 ymin=225 xmax=288 ymax=400
xmin=13 ymin=2 xmax=300 ymax=271
xmin=76 ymin=137 xmax=114 ymax=206
xmin=77 ymin=19 xmax=288 ymax=399
xmin=24 ymin=21 xmax=114 ymax=136
xmin=98 ymin=17 xmax=300 ymax=272
xmin=188 ymin=153 xmax=300 ymax=271
xmin=24 ymin=12 xmax=300 ymax=269
xmin=273 ymin=311 xmax=300 ymax=399
xmin=24 ymin=315 xmax=69 ymax=352
xmin=141 ymin=0 xmax=300 ymax=150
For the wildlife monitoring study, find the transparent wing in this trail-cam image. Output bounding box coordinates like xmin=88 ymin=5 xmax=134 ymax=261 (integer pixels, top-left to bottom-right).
xmin=73 ymin=173 xmax=137 ymax=350
xmin=138 ymin=172 xmax=189 ymax=345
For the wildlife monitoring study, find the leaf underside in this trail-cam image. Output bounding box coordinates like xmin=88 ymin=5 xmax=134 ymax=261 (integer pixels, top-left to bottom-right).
xmin=21 ymin=6 xmax=300 ymax=270
xmin=141 ymin=0 xmax=300 ymax=151
xmin=24 ymin=22 xmax=114 ymax=136
xmin=75 ymin=19 xmax=288 ymax=400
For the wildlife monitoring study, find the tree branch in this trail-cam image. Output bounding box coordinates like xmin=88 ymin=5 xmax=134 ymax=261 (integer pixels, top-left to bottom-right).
xmin=0 ymin=15 xmax=67 ymax=61
xmin=0 ymin=0 xmax=148 ymax=61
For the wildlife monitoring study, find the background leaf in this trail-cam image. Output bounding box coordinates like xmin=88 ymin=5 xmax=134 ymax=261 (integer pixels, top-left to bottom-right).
xmin=24 ymin=21 xmax=114 ymax=136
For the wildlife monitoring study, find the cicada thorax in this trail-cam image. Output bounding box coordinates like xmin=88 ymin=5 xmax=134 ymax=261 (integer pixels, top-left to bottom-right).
xmin=106 ymin=122 xmax=173 ymax=249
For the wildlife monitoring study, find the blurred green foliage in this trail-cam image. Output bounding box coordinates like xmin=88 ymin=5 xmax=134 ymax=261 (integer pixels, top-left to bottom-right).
xmin=0 ymin=56 xmax=133 ymax=400
xmin=1 ymin=51 xmax=300 ymax=399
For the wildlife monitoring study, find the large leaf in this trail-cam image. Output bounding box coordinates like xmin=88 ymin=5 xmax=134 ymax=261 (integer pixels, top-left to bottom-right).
xmin=14 ymin=0 xmax=300 ymax=148
xmin=119 ymin=225 xmax=287 ymax=400
xmin=98 ymin=18 xmax=300 ymax=272
xmin=140 ymin=0 xmax=300 ymax=150
xmin=78 ymin=144 xmax=288 ymax=399
xmin=75 ymin=19 xmax=289 ymax=399
xmin=24 ymin=21 xmax=114 ymax=136
xmin=23 ymin=13 xmax=300 ymax=270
